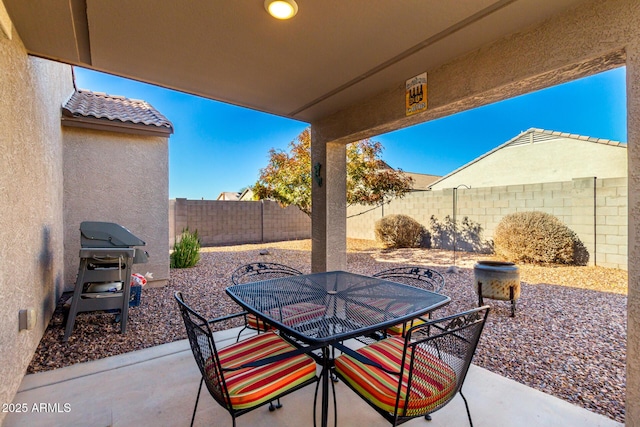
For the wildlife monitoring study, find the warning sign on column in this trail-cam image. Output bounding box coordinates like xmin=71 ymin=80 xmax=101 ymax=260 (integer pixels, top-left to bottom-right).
xmin=405 ymin=73 xmax=427 ymax=116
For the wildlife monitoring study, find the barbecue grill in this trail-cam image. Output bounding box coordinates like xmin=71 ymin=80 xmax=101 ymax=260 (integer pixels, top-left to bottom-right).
xmin=63 ymin=221 xmax=149 ymax=341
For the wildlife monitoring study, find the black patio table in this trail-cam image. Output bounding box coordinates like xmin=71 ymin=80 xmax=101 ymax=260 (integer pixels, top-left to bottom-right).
xmin=225 ymin=270 xmax=451 ymax=427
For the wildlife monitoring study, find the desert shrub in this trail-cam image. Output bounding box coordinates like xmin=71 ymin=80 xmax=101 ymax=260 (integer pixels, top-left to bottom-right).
xmin=494 ymin=211 xmax=588 ymax=265
xmin=374 ymin=214 xmax=426 ymax=248
xmin=429 ymin=215 xmax=493 ymax=253
xmin=170 ymin=228 xmax=201 ymax=268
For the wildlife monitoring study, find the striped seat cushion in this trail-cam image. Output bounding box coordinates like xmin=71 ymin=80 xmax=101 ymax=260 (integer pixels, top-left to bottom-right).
xmin=277 ymin=302 xmax=326 ymax=325
xmin=348 ymin=298 xmax=421 ymax=336
xmin=205 ymin=332 xmax=317 ymax=410
xmin=348 ymin=298 xmax=414 ymax=323
xmin=385 ymin=317 xmax=427 ymax=336
xmin=247 ymin=302 xmax=326 ymax=331
xmin=246 ymin=313 xmax=275 ymax=331
xmin=334 ymin=337 xmax=457 ymax=417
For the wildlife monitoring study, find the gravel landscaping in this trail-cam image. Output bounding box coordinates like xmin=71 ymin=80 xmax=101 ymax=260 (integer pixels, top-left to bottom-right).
xmin=28 ymin=239 xmax=627 ymax=423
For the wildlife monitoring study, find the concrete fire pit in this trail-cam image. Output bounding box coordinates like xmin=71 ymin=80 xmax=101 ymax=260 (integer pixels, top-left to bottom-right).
xmin=474 ymin=260 xmax=520 ymax=317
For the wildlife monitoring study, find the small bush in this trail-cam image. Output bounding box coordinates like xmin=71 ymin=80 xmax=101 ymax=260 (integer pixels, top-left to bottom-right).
xmin=374 ymin=214 xmax=426 ymax=248
xmin=170 ymin=228 xmax=201 ymax=268
xmin=494 ymin=211 xmax=588 ymax=265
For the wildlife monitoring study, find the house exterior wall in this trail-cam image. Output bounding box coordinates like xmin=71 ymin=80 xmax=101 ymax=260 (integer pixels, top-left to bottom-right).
xmin=170 ymin=199 xmax=310 ymax=247
xmin=63 ymin=128 xmax=170 ymax=288
xmin=348 ymin=176 xmax=628 ymax=270
xmin=0 ymin=32 xmax=73 ymax=424
xmin=626 ymin=36 xmax=640 ymax=427
xmin=430 ymin=137 xmax=627 ymax=190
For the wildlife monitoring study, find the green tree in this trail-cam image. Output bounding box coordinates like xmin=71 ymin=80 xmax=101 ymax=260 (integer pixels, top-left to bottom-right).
xmin=253 ymin=128 xmax=413 ymax=216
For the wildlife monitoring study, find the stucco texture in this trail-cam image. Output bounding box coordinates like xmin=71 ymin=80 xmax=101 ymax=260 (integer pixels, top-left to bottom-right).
xmin=63 ymin=128 xmax=169 ymax=289
xmin=626 ymin=39 xmax=640 ymax=427
xmin=430 ymin=136 xmax=627 ymax=190
xmin=0 ymin=32 xmax=72 ymax=423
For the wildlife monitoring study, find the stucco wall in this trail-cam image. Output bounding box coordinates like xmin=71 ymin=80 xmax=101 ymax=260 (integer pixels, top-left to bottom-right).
xmin=63 ymin=128 xmax=169 ymax=288
xmin=430 ymin=137 xmax=627 ymax=190
xmin=626 ymin=37 xmax=640 ymax=427
xmin=0 ymin=32 xmax=73 ymax=424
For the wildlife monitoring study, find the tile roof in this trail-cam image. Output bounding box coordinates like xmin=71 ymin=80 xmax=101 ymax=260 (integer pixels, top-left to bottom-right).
xmin=62 ymin=89 xmax=173 ymax=135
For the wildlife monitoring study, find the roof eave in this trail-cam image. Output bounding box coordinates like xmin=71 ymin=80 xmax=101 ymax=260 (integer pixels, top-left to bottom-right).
xmin=61 ymin=115 xmax=173 ymax=137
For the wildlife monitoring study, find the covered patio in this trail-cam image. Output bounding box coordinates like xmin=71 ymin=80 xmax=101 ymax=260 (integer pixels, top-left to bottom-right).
xmin=4 ymin=327 xmax=623 ymax=427
xmin=1 ymin=0 xmax=639 ymax=426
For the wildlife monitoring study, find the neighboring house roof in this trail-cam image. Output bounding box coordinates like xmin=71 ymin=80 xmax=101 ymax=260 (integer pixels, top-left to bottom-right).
xmin=428 ymin=128 xmax=626 ymax=189
xmin=239 ymin=188 xmax=255 ymax=201
xmin=61 ymin=89 xmax=174 ymax=137
xmin=372 ymin=160 xmax=440 ymax=189
xmin=217 ymin=192 xmax=241 ymax=201
xmin=404 ymin=172 xmax=441 ymax=190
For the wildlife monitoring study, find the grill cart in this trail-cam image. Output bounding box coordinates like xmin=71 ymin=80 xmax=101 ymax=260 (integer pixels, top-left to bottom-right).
xmin=63 ymin=222 xmax=148 ymax=341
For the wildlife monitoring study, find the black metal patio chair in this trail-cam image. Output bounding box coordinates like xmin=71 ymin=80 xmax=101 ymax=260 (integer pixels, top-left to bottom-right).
xmin=174 ymin=291 xmax=318 ymax=427
xmin=231 ymin=262 xmax=320 ymax=340
xmin=333 ymin=306 xmax=490 ymax=427
xmin=373 ymin=266 xmax=445 ymax=293
xmin=373 ymin=266 xmax=446 ymax=337
xmin=347 ymin=266 xmax=447 ymax=343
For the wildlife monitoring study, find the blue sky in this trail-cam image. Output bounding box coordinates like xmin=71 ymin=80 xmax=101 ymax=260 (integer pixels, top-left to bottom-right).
xmin=74 ymin=67 xmax=627 ymax=199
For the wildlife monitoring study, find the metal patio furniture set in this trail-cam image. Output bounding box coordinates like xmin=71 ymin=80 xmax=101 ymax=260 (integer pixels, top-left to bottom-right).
xmin=176 ymin=262 xmax=490 ymax=427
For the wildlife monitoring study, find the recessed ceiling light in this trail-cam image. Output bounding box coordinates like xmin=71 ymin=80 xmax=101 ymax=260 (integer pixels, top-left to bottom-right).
xmin=264 ymin=0 xmax=298 ymax=20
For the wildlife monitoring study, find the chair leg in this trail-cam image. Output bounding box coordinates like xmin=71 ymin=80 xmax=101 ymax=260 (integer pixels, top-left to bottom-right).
xmin=313 ymin=374 xmax=321 ymax=427
xmin=460 ymin=390 xmax=474 ymax=427
xmin=268 ymin=399 xmax=283 ymax=411
xmin=331 ymin=369 xmax=338 ymax=427
xmin=236 ymin=325 xmax=247 ymax=342
xmin=331 ymin=346 xmax=339 ymax=382
xmin=191 ymin=377 xmax=204 ymax=427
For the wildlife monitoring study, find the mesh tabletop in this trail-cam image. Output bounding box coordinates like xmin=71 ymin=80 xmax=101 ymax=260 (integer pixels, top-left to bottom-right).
xmin=226 ymin=270 xmax=450 ymax=344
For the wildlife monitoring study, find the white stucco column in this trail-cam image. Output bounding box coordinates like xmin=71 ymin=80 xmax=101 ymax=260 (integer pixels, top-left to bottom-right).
xmin=310 ymin=127 xmax=347 ymax=272
xmin=627 ymin=40 xmax=640 ymax=427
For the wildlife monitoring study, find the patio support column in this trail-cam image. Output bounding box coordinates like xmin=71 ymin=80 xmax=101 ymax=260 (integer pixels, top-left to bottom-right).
xmin=310 ymin=127 xmax=347 ymax=272
xmin=627 ymin=39 xmax=640 ymax=427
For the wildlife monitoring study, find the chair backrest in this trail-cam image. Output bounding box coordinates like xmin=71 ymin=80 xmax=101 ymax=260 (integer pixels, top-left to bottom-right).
xmin=373 ymin=266 xmax=445 ymax=293
xmin=174 ymin=292 xmax=231 ymax=411
xmin=231 ymin=262 xmax=302 ymax=285
xmin=397 ymin=306 xmax=489 ymax=420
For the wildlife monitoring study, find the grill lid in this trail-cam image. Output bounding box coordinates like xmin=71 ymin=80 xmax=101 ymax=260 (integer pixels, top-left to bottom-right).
xmin=80 ymin=221 xmax=146 ymax=248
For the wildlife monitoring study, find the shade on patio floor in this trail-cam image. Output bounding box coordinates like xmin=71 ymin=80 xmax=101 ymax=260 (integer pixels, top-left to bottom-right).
xmin=4 ymin=327 xmax=622 ymax=427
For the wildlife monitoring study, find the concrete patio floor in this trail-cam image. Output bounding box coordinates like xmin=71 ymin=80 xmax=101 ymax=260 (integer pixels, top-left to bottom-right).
xmin=4 ymin=327 xmax=622 ymax=427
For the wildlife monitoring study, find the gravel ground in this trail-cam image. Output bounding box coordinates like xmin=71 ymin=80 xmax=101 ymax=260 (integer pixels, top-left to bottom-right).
xmin=29 ymin=239 xmax=627 ymax=423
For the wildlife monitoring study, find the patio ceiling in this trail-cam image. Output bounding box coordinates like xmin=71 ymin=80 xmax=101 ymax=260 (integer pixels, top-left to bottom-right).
xmin=4 ymin=0 xmax=587 ymax=123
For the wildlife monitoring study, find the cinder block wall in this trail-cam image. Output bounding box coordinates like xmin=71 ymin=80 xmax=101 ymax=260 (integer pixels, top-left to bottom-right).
xmin=170 ymin=199 xmax=310 ymax=246
xmin=347 ymin=176 xmax=628 ymax=270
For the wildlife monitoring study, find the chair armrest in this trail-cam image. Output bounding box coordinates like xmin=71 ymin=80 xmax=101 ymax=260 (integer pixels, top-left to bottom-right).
xmin=207 ymin=311 xmax=249 ymax=325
